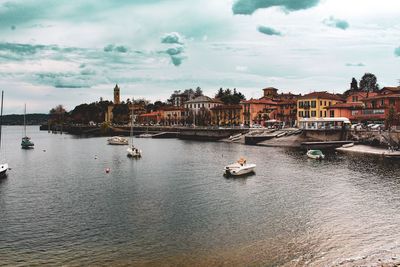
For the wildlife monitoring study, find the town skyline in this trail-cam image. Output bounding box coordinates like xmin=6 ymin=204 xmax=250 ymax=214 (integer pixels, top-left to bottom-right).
xmin=1 ymin=0 xmax=400 ymax=113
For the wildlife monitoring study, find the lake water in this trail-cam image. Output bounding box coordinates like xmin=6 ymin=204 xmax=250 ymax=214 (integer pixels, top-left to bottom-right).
xmin=1 ymin=126 xmax=400 ymax=266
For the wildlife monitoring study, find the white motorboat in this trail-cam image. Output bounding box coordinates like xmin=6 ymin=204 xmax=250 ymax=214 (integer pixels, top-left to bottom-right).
xmin=224 ymin=158 xmax=256 ymax=176
xmin=138 ymin=133 xmax=153 ymax=138
xmin=0 ymin=163 xmax=8 ymax=177
xmin=107 ymin=136 xmax=128 ymax=145
xmin=307 ymin=149 xmax=325 ymax=160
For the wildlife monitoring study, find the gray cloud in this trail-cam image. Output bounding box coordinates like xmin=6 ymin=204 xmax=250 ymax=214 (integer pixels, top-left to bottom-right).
xmin=345 ymin=63 xmax=365 ymax=67
xmin=232 ymin=0 xmax=320 ymax=15
xmin=160 ymin=32 xmax=186 ymax=66
xmin=35 ymin=72 xmax=91 ymax=88
xmin=257 ymin=25 xmax=282 ymax=36
xmin=395 ymin=47 xmax=400 ymax=57
xmin=323 ymin=16 xmax=349 ymax=30
xmin=103 ymin=44 xmax=128 ymax=53
xmin=161 ymin=32 xmax=183 ymax=44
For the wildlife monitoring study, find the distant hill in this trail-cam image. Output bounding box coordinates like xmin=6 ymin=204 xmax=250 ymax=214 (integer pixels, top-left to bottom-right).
xmin=1 ymin=114 xmax=49 ymax=125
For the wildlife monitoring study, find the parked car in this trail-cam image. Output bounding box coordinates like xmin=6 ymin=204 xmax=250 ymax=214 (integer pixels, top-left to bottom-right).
xmin=252 ymin=124 xmax=262 ymax=128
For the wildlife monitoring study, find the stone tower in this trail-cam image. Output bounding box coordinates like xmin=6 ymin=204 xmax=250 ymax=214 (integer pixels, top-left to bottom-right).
xmin=114 ymin=84 xmax=120 ymax=105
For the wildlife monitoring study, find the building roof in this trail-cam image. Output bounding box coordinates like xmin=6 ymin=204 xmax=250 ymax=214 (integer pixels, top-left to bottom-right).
xmin=381 ymin=86 xmax=400 ymax=92
xmin=299 ymin=91 xmax=344 ymax=101
xmin=185 ymin=95 xmax=222 ymax=104
xmin=240 ymin=98 xmax=277 ymax=105
xmin=362 ymin=93 xmax=400 ymax=100
xmin=210 ymin=104 xmax=242 ymax=110
xmin=162 ymin=106 xmax=184 ymax=111
xmin=262 ymin=87 xmax=278 ymax=91
xmin=327 ymin=102 xmax=364 ymax=109
xmin=138 ymin=111 xmax=162 ymax=117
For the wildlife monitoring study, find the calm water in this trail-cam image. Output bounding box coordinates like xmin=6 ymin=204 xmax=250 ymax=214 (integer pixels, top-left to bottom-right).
xmin=1 ymin=126 xmax=400 ymax=266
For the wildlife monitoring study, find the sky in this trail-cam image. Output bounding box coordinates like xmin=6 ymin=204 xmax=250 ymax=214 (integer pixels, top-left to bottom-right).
xmin=0 ymin=0 xmax=399 ymax=114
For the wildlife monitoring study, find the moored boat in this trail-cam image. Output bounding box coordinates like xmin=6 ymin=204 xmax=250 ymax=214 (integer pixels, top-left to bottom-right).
xmin=138 ymin=133 xmax=153 ymax=138
xmin=224 ymin=158 xmax=256 ymax=176
xmin=307 ymin=149 xmax=325 ymax=160
xmin=107 ymin=136 xmax=128 ymax=145
xmin=341 ymin=142 xmax=354 ymax=148
xmin=21 ymin=104 xmax=34 ymax=149
xmin=0 ymin=91 xmax=8 ymax=178
xmin=127 ymin=146 xmax=142 ymax=158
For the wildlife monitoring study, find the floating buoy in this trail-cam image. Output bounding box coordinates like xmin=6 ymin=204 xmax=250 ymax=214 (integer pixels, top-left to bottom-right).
xmin=95 ymin=155 xmax=98 ymax=159
xmin=43 ymin=149 xmax=46 ymax=152
xmin=105 ymin=168 xmax=110 ymax=173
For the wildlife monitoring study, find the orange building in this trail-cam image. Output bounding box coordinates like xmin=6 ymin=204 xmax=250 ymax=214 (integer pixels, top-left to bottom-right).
xmin=137 ymin=111 xmax=164 ymax=125
xmin=162 ymin=106 xmax=184 ymax=125
xmin=241 ymin=98 xmax=277 ymax=126
xmin=210 ymin=104 xmax=242 ymax=126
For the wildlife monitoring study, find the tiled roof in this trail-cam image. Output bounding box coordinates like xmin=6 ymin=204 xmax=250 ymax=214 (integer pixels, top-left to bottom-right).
xmin=240 ymin=98 xmax=277 ymax=105
xmin=211 ymin=104 xmax=242 ymax=110
xmin=328 ymin=103 xmax=364 ymax=109
xmin=185 ymin=95 xmax=222 ymax=103
xmin=299 ymin=91 xmax=344 ymax=101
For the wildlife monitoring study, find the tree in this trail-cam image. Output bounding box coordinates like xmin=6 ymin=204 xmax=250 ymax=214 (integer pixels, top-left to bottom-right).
xmin=386 ymin=106 xmax=398 ymax=128
xmin=359 ymin=73 xmax=379 ymax=92
xmin=216 ymin=88 xmax=246 ymax=105
xmin=216 ymin=88 xmax=224 ymax=98
xmin=350 ymin=77 xmax=358 ymax=91
xmin=194 ymin=86 xmax=203 ymax=97
xmin=49 ymin=105 xmax=67 ymax=125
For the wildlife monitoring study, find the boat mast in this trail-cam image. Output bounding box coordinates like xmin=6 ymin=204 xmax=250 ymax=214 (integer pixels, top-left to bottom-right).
xmin=130 ymin=106 xmax=134 ymax=144
xmin=0 ymin=91 xmax=3 ymax=150
xmin=24 ymin=103 xmax=26 ymax=137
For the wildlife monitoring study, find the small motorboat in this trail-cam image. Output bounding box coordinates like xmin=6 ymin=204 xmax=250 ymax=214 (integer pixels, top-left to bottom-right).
xmin=138 ymin=133 xmax=153 ymax=138
xmin=224 ymin=158 xmax=256 ymax=176
xmin=21 ymin=136 xmax=34 ymax=149
xmin=107 ymin=136 xmax=128 ymax=145
xmin=127 ymin=145 xmax=142 ymax=158
xmin=341 ymin=142 xmax=354 ymax=148
xmin=307 ymin=149 xmax=325 ymax=160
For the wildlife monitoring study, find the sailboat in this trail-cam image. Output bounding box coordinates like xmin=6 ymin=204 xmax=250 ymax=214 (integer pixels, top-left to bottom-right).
xmin=21 ymin=104 xmax=34 ymax=149
xmin=0 ymin=91 xmax=9 ymax=178
xmin=127 ymin=108 xmax=141 ymax=158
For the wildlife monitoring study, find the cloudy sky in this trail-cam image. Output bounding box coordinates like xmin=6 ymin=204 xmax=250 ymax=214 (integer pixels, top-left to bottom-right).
xmin=0 ymin=0 xmax=399 ymax=113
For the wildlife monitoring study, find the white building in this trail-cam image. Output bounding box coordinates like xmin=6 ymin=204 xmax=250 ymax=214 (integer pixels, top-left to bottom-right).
xmin=184 ymin=96 xmax=222 ymax=113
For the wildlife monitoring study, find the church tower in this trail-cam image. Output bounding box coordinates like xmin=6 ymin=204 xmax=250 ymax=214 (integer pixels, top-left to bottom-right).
xmin=114 ymin=84 xmax=120 ymax=104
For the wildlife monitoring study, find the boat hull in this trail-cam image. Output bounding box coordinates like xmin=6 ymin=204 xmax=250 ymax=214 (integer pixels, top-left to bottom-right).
xmin=0 ymin=163 xmax=8 ymax=178
xmin=307 ymin=150 xmax=325 ymax=160
xmin=224 ymin=163 xmax=256 ymax=176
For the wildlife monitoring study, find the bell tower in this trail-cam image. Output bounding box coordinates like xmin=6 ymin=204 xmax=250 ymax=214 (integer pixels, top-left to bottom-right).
xmin=114 ymin=84 xmax=120 ymax=104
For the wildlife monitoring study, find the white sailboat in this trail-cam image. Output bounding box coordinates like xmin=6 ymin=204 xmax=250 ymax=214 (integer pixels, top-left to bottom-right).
xmin=21 ymin=104 xmax=34 ymax=149
xmin=127 ymin=108 xmax=141 ymax=158
xmin=0 ymin=91 xmax=9 ymax=178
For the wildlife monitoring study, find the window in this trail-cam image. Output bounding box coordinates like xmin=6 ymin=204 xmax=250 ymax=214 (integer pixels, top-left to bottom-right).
xmin=390 ymin=99 xmax=396 ymax=106
xmin=380 ymin=99 xmax=384 ymax=107
xmin=298 ymin=111 xmax=303 ymax=117
xmin=189 ymin=104 xmax=192 ymax=108
xmin=320 ymin=101 xmax=322 ymax=106
xmin=352 ymin=96 xmax=358 ymax=102
xmin=324 ymin=111 xmax=327 ymax=117
xmin=299 ymin=101 xmax=304 ymax=108
xmin=202 ymin=103 xmax=205 ymax=108
xmin=305 ymin=111 xmax=310 ymax=118
xmin=328 ymin=101 xmax=331 ymax=106
xmin=324 ymin=101 xmax=326 ymax=106
xmin=320 ymin=111 xmax=322 ymax=117
xmin=311 ymin=111 xmax=316 ymax=117
xmin=311 ymin=101 xmax=316 ymax=108
xmin=371 ymin=101 xmax=376 ymax=108
xmin=330 ymin=110 xmax=334 ymax=117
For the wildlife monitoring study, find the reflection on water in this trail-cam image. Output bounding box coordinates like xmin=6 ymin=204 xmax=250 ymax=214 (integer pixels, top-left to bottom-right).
xmin=1 ymin=126 xmax=400 ymax=266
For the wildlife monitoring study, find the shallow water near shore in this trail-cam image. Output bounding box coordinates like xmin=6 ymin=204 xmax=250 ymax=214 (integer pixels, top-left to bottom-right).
xmin=1 ymin=126 xmax=400 ymax=266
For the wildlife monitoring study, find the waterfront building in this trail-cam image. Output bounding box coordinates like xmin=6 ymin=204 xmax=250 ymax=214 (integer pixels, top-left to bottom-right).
xmin=114 ymin=84 xmax=120 ymax=105
xmin=184 ymin=96 xmax=222 ymax=125
xmin=240 ymin=98 xmax=277 ymax=126
xmin=170 ymin=90 xmax=195 ymax=107
xmin=297 ymin=91 xmax=344 ymax=124
xmin=326 ymin=91 xmax=370 ymax=122
xmin=356 ymin=87 xmax=400 ymax=124
xmin=137 ymin=111 xmax=164 ymax=125
xmin=162 ymin=106 xmax=184 ymax=126
xmin=210 ymin=104 xmax=242 ymax=126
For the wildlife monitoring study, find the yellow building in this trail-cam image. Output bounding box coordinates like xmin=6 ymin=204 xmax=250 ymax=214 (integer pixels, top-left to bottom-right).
xmin=297 ymin=92 xmax=343 ymax=123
